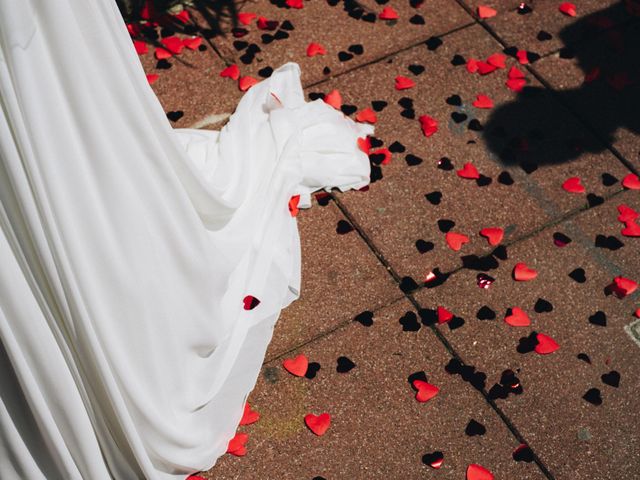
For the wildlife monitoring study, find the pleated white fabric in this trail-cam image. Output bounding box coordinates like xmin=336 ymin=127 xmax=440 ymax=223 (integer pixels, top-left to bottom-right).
xmin=0 ymin=1 xmax=373 ymax=478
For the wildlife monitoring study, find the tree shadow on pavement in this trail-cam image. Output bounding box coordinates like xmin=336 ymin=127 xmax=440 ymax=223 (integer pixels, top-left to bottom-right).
xmin=483 ymin=1 xmax=640 ymax=168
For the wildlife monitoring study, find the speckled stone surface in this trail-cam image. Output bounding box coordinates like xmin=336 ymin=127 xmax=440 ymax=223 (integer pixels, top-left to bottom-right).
xmin=315 ymin=24 xmax=630 ymax=279
xmin=264 ymin=198 xmax=400 ymax=361
xmin=413 ymin=195 xmax=640 ymax=480
xmin=210 ymin=0 xmax=472 ymax=87
xmin=207 ymin=298 xmax=547 ymax=479
xmin=460 ymin=0 xmax=633 ymax=56
xmin=531 ymin=19 xmax=640 ymax=168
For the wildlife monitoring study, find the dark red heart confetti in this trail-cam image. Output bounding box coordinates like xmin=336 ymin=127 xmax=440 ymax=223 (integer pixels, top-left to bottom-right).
xmin=243 ymin=295 xmax=260 ymax=310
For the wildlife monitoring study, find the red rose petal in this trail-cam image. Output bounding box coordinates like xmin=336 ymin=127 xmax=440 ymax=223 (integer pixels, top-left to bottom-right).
xmin=226 ymin=432 xmax=248 ymax=456
xmin=419 ymin=115 xmax=438 ymax=137
xmin=237 ymin=12 xmax=257 ymax=25
xmin=477 ymin=5 xmax=497 ymax=18
xmin=239 ymin=76 xmax=258 ymax=92
xmin=395 ymin=75 xmax=416 ymax=90
xmin=220 ymin=64 xmax=240 ymax=80
xmin=240 ymin=402 xmax=260 ymax=425
xmin=504 ymin=307 xmax=531 ymax=327
xmin=412 ymin=380 xmax=440 ymax=402
xmin=355 ymin=108 xmax=377 ymax=124
xmin=323 ymin=89 xmax=342 ymax=110
xmin=445 ymin=232 xmax=470 ymax=251
xmin=535 ymin=333 xmax=560 ymax=354
xmin=513 ymin=262 xmax=537 ymax=281
xmin=467 ymin=463 xmax=494 ymax=480
xmin=479 ymin=227 xmax=504 ymax=246
xmin=562 ymin=176 xmax=586 ymax=193
xmin=304 ymin=413 xmax=331 ymax=436
xmin=559 ymin=2 xmax=577 ymax=17
xmin=622 ymin=173 xmax=640 ymax=190
xmin=306 ymin=42 xmax=327 ymax=57
xmin=472 ymin=94 xmax=494 ymax=109
xmin=456 ymin=162 xmax=480 ymax=179
xmin=437 ymin=306 xmax=454 ymax=324
xmin=289 ymin=195 xmax=300 ymax=217
xmin=379 ymin=6 xmax=399 ymax=19
xmin=283 ymin=354 xmax=309 ymax=376
xmin=243 ymin=295 xmax=260 ymax=310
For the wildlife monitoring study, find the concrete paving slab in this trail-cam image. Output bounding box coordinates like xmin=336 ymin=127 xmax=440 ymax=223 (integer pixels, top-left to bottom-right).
xmin=211 ymin=0 xmax=473 ymax=87
xmin=531 ymin=20 xmax=640 ymax=168
xmin=207 ymin=298 xmax=548 ymax=479
xmin=138 ymin=42 xmax=242 ymax=128
xmin=319 ymin=24 xmax=629 ymax=281
xmin=460 ymin=0 xmax=634 ymax=56
xmin=264 ymin=198 xmax=400 ymax=360
xmin=413 ymin=195 xmax=640 ymax=480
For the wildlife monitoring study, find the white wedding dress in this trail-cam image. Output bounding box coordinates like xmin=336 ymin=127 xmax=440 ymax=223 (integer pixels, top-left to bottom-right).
xmin=0 ymin=1 xmax=372 ymax=478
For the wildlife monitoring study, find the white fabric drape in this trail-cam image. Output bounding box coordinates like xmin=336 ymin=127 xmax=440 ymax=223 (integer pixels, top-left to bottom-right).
xmin=0 ymin=1 xmax=373 ymax=478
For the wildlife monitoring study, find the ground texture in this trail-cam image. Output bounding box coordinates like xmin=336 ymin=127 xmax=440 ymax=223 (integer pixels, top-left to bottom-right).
xmin=131 ymin=1 xmax=640 ymax=478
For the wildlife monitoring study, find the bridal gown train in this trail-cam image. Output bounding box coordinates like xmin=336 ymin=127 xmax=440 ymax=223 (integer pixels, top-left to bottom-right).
xmin=0 ymin=1 xmax=373 ymax=478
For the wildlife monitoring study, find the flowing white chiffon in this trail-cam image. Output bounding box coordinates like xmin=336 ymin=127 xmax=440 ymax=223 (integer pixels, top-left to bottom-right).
xmin=0 ymin=1 xmax=373 ymax=478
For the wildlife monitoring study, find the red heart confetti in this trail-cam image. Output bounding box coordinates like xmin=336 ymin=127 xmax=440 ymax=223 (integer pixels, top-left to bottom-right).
xmin=467 ymin=463 xmax=494 ymax=480
xmin=323 ymin=90 xmax=342 ymax=110
xmin=477 ymin=5 xmax=497 ymax=19
xmin=371 ymin=148 xmax=392 ymax=165
xmin=237 ymin=12 xmax=257 ymax=25
xmin=419 ymin=115 xmax=438 ymax=137
xmin=513 ymin=262 xmax=537 ymax=281
xmin=182 ymin=37 xmax=202 ymax=50
xmin=220 ymin=64 xmax=240 ymax=80
xmin=412 ymin=380 xmax=440 ymax=402
xmin=257 ymin=17 xmax=278 ymax=30
xmin=622 ymin=220 xmax=640 ymax=237
xmin=437 ymin=306 xmax=454 ymax=324
xmin=304 ymin=413 xmax=331 ymax=436
xmin=286 ymin=0 xmax=304 ymax=8
xmin=472 ymin=94 xmax=494 ymax=109
xmin=506 ymin=66 xmax=527 ymax=91
xmin=379 ymin=6 xmax=399 ymax=20
xmin=146 ymin=74 xmax=159 ymax=85
xmin=562 ymin=176 xmax=586 ymax=193
xmin=516 ymin=50 xmax=530 ymax=65
xmin=239 ymin=76 xmax=258 ymax=92
xmin=240 ymin=402 xmax=260 ymax=425
xmin=477 ymin=61 xmax=498 ymax=75
xmin=466 ymin=58 xmax=479 ymax=73
xmin=160 ymin=36 xmax=184 ymax=55
xmin=355 ymin=108 xmax=377 ymax=124
xmin=357 ymin=136 xmax=372 ymax=154
xmin=134 ymin=40 xmax=148 ymax=55
xmin=504 ymin=307 xmax=531 ymax=327
xmin=306 ymin=42 xmax=327 ymax=57
xmin=535 ymin=333 xmax=560 ymax=354
xmin=456 ymin=162 xmax=480 ymax=179
xmin=622 ymin=173 xmax=640 ymax=190
xmin=559 ymin=2 xmax=577 ymax=17
xmin=154 ymin=47 xmax=172 ymax=60
xmin=395 ymin=76 xmax=416 ymax=90
xmin=289 ymin=195 xmax=300 ymax=217
xmin=617 ymin=204 xmax=639 ymax=222
xmin=486 ymin=53 xmax=506 ymax=69
xmin=283 ymin=354 xmax=309 ymax=376
xmin=226 ymin=432 xmax=248 ymax=456
xmin=445 ymin=232 xmax=470 ymax=251
xmin=243 ymin=295 xmax=260 ymax=310
xmin=479 ymin=227 xmax=504 ymax=246
xmin=609 ymin=276 xmax=638 ymax=298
